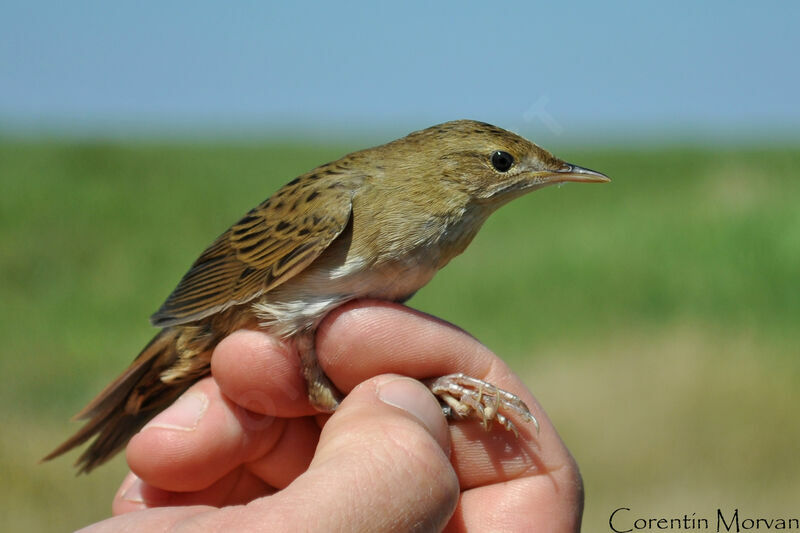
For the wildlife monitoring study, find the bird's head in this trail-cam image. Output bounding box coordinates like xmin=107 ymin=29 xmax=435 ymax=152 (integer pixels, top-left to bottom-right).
xmin=392 ymin=119 xmax=609 ymax=208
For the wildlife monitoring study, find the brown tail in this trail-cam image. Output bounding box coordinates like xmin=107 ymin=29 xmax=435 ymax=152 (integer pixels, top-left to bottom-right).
xmin=42 ymin=326 xmax=214 ymax=473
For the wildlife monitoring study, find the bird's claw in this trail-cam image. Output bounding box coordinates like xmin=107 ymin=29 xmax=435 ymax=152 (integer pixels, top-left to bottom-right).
xmin=427 ymin=373 xmax=539 ymax=436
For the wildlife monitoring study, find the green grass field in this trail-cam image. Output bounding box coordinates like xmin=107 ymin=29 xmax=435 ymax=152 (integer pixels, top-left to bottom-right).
xmin=1 ymin=140 xmax=798 ymax=531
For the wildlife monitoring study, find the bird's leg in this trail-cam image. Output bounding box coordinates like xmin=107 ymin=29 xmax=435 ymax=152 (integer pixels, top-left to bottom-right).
xmin=426 ymin=373 xmax=539 ymax=436
xmin=296 ymin=329 xmax=343 ymax=413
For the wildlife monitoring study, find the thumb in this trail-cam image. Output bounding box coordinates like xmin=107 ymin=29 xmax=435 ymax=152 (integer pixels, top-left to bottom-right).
xmin=252 ymin=374 xmax=460 ymax=530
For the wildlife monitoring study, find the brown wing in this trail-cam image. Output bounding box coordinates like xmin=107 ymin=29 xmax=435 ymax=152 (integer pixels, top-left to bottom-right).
xmin=150 ymin=177 xmax=354 ymax=327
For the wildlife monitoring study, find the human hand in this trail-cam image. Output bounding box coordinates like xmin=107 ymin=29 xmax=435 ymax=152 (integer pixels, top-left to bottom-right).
xmin=81 ymin=301 xmax=582 ymax=532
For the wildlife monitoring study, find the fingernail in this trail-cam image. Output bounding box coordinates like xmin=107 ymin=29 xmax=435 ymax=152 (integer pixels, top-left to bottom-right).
xmin=120 ymin=473 xmax=144 ymax=503
xmin=378 ymin=377 xmax=444 ymax=437
xmin=142 ymin=391 xmax=208 ymax=432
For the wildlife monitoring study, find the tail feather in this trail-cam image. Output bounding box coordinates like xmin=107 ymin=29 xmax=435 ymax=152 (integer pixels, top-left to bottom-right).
xmin=42 ymin=327 xmax=211 ymax=473
xmin=72 ymin=331 xmax=174 ymax=421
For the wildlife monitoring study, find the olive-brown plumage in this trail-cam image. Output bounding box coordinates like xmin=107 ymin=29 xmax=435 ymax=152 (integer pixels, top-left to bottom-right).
xmin=44 ymin=120 xmax=609 ymax=472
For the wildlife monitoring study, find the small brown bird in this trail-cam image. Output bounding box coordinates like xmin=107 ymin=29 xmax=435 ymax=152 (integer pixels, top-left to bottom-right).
xmin=44 ymin=120 xmax=609 ymax=473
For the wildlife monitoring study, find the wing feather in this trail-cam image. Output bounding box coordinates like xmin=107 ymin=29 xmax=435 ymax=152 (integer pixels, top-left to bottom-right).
xmin=150 ymin=177 xmax=354 ymax=327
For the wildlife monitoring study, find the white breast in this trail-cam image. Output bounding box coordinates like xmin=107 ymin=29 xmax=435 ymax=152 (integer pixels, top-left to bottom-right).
xmin=252 ymin=202 xmax=489 ymax=338
xmin=252 ymin=247 xmax=441 ymax=338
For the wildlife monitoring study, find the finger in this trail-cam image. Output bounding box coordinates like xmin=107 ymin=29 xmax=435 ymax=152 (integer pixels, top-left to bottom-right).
xmin=316 ymin=301 xmax=570 ymax=490
xmin=446 ymin=454 xmax=584 ymax=532
xmin=125 ymin=376 xmax=319 ymax=494
xmin=91 ymin=374 xmax=460 ymax=531
xmin=317 ymin=300 xmax=521 ymax=392
xmin=112 ymin=468 xmax=272 ymax=515
xmin=211 ymin=329 xmax=317 ymax=417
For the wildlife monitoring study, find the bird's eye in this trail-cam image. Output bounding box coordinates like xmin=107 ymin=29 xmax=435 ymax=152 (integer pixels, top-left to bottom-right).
xmin=490 ymin=151 xmax=514 ymax=172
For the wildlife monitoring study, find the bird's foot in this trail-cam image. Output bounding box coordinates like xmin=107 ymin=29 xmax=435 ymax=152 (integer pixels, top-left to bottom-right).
xmin=426 ymin=373 xmax=539 ymax=436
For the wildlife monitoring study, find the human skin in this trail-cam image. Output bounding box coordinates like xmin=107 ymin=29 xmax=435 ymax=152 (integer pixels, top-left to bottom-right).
xmin=80 ymin=301 xmax=583 ymax=532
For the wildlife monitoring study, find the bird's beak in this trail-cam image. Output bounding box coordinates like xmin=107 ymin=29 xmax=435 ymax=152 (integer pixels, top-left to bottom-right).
xmin=538 ymin=163 xmax=611 ymax=184
xmin=486 ymin=161 xmax=610 ymax=201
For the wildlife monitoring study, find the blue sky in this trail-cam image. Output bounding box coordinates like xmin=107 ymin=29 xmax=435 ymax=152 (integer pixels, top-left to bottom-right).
xmin=1 ymin=1 xmax=798 ymax=141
